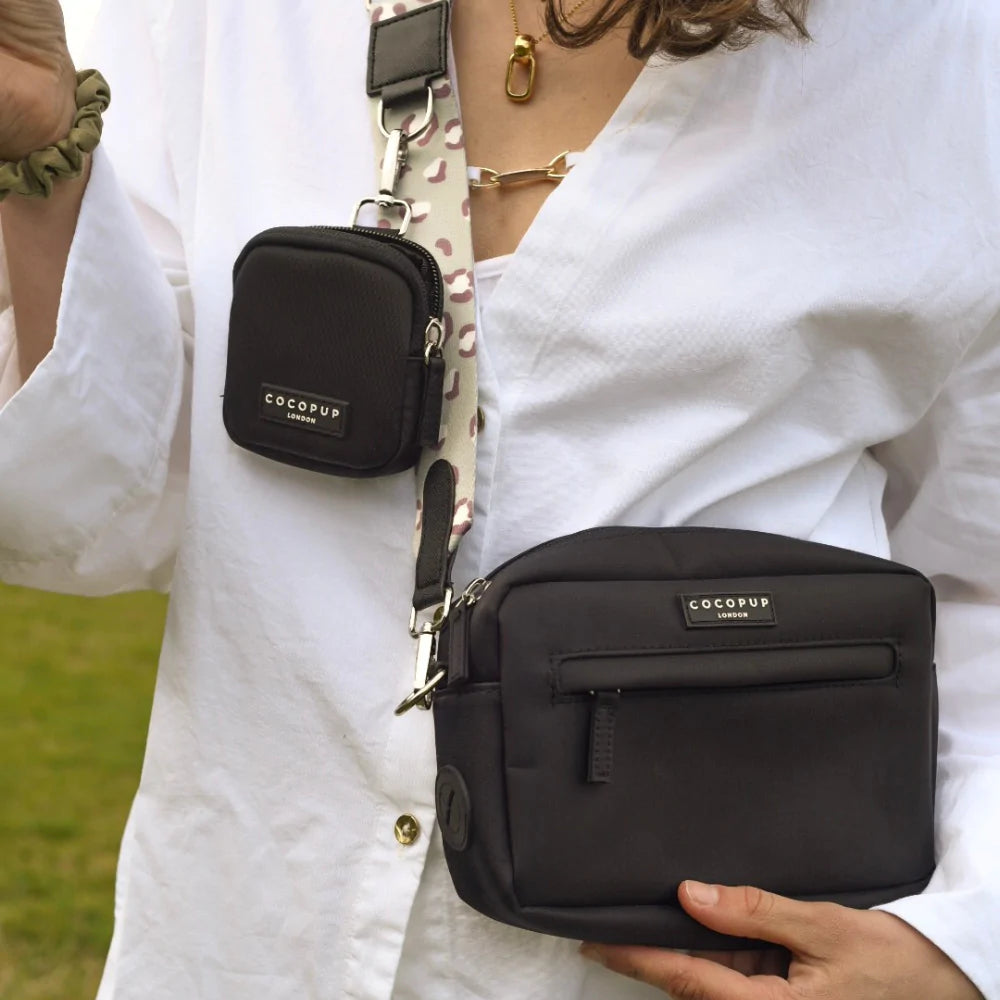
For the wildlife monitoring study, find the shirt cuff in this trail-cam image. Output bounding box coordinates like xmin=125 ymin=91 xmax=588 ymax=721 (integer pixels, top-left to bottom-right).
xmin=876 ymin=880 xmax=997 ymax=999
xmin=0 ymin=145 xmax=185 ymax=588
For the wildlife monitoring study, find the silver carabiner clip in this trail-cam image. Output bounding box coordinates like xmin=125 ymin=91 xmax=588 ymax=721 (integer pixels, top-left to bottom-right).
xmin=396 ymin=589 xmax=453 ymax=715
xmin=379 ymin=128 xmax=409 ymax=201
xmin=358 ymin=87 xmax=434 ymax=237
xmin=395 ymin=623 xmax=446 ymax=715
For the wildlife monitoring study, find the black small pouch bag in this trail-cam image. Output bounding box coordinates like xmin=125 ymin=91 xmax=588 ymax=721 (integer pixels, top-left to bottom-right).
xmin=223 ymin=226 xmax=445 ymax=477
xmin=432 ymin=526 xmax=938 ymax=951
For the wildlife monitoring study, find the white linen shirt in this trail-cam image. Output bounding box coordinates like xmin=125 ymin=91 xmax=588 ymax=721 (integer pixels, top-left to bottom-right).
xmin=1 ymin=1 xmax=999 ymax=998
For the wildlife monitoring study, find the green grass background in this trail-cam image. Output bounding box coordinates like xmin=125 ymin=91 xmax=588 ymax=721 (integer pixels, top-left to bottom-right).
xmin=0 ymin=584 xmax=165 ymax=1000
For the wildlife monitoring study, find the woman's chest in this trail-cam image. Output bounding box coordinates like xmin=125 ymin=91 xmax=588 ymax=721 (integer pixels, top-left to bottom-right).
xmin=163 ymin=1 xmax=997 ymax=442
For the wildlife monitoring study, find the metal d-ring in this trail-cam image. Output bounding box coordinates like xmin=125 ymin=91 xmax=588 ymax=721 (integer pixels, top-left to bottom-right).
xmin=408 ymin=587 xmax=453 ymax=639
xmin=351 ymin=197 xmax=414 ymax=236
xmin=377 ymin=86 xmax=435 ymax=142
xmin=394 ymin=668 xmax=446 ymax=715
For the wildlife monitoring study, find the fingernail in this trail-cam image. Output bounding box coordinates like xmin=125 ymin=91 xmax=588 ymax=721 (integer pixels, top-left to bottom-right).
xmin=685 ymin=881 xmax=720 ymax=907
xmin=579 ymin=944 xmax=606 ymax=966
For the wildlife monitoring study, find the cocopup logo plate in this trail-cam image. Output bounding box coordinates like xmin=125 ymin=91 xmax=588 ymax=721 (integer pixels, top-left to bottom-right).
xmin=681 ymin=593 xmax=776 ymax=628
xmin=260 ymin=384 xmax=348 ymax=437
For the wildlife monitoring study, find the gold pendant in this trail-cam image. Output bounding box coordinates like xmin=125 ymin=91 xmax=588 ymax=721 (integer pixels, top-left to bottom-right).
xmin=505 ymin=34 xmax=537 ymax=102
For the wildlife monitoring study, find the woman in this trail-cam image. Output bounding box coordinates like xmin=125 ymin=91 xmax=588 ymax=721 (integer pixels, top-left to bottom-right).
xmin=0 ymin=0 xmax=997 ymax=997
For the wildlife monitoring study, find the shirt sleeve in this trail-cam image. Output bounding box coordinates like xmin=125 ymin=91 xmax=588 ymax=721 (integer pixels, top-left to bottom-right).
xmin=0 ymin=0 xmax=192 ymax=595
xmin=869 ymin=311 xmax=1000 ymax=1000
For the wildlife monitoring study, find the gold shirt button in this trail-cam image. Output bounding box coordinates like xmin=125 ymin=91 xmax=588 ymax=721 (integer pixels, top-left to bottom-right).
xmin=476 ymin=406 xmax=486 ymax=432
xmin=394 ymin=814 xmax=421 ymax=846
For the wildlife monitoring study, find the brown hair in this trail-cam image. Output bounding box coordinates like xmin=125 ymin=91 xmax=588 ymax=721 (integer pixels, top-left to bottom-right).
xmin=542 ymin=0 xmax=810 ymax=60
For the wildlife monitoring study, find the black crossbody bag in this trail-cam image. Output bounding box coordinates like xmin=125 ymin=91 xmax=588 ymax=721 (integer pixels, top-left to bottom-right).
xmin=221 ymin=0 xmax=938 ymax=952
xmin=432 ymin=526 xmax=937 ymax=950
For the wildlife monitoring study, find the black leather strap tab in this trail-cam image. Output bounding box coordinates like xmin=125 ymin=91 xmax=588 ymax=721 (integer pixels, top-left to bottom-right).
xmin=587 ymin=692 xmax=619 ymax=784
xmin=367 ymin=1 xmax=449 ymax=101
xmin=445 ymin=602 xmax=470 ymax=686
xmin=420 ymin=355 xmax=445 ymax=447
xmin=413 ymin=458 xmax=455 ymax=610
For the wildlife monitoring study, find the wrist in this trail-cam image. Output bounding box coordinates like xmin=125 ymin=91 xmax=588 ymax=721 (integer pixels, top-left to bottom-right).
xmin=31 ymin=90 xmax=79 ymax=157
xmin=2 ymin=154 xmax=92 ymax=210
xmin=0 ymin=70 xmax=110 ymax=201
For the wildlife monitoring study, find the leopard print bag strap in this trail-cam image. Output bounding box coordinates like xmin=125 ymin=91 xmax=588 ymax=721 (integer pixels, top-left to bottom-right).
xmin=363 ymin=0 xmax=480 ymax=712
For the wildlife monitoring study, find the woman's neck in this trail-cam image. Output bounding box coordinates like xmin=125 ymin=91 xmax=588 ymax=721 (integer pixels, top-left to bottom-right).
xmin=453 ymin=0 xmax=644 ymax=259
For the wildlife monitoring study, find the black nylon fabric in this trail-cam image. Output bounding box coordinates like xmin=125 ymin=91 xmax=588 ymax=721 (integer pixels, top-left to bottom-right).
xmin=223 ymin=226 xmax=443 ymax=478
xmin=433 ymin=526 xmax=938 ymax=950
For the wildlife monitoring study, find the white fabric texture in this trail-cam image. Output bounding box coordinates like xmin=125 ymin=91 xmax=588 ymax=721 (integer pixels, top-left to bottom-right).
xmin=473 ymin=253 xmax=510 ymax=317
xmin=0 ymin=1 xmax=999 ymax=998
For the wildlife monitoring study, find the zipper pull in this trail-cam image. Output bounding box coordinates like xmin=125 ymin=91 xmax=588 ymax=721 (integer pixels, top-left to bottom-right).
xmin=424 ymin=317 xmax=444 ymax=363
xmin=441 ymin=579 xmax=490 ymax=687
xmin=420 ymin=327 xmax=446 ymax=447
xmin=587 ymin=691 xmax=620 ymax=784
xmin=458 ymin=577 xmax=491 ymax=609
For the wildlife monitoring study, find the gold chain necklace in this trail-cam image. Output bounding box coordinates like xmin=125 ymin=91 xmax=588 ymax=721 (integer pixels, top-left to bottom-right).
xmin=506 ymin=0 xmax=589 ymax=102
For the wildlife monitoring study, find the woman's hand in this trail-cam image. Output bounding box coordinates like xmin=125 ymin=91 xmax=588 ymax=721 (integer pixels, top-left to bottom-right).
xmin=581 ymin=881 xmax=984 ymax=1000
xmin=0 ymin=0 xmax=76 ymax=160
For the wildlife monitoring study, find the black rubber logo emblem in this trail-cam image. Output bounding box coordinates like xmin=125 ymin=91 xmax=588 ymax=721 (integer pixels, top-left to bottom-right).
xmin=259 ymin=384 xmax=348 ymax=437
xmin=436 ymin=765 xmax=471 ymax=852
xmin=682 ymin=592 xmax=777 ymax=627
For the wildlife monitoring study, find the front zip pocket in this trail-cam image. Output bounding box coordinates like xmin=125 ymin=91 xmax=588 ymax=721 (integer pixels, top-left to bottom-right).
xmin=556 ymin=642 xmax=898 ymax=695
xmin=553 ymin=642 xmax=898 ymax=784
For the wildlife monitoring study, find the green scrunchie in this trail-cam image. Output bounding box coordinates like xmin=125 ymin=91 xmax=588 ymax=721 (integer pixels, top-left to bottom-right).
xmin=0 ymin=68 xmax=111 ymax=201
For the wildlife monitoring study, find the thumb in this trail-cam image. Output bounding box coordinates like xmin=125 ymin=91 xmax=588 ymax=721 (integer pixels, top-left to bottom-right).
xmin=679 ymin=881 xmax=848 ymax=958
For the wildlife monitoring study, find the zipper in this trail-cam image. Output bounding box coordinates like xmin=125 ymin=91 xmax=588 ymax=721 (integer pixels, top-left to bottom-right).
xmin=450 ymin=526 xmax=639 ymax=618
xmin=558 ymin=644 xmax=897 ymax=696
xmin=440 ymin=531 xmax=629 ymax=686
xmin=456 ymin=577 xmax=491 ymax=610
xmin=311 ymin=225 xmax=444 ymax=319
xmin=450 ymin=523 xmax=930 ymax=625
xmin=486 ymin=526 xmax=634 ymax=578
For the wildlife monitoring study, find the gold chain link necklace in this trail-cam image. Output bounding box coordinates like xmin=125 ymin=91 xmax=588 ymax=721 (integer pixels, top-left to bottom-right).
xmin=506 ymin=0 xmax=589 ymax=102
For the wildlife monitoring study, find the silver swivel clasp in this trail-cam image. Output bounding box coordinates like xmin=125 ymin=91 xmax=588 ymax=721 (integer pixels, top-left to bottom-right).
xmin=353 ymin=86 xmax=435 ymax=237
xmin=395 ymin=588 xmax=452 ymax=716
